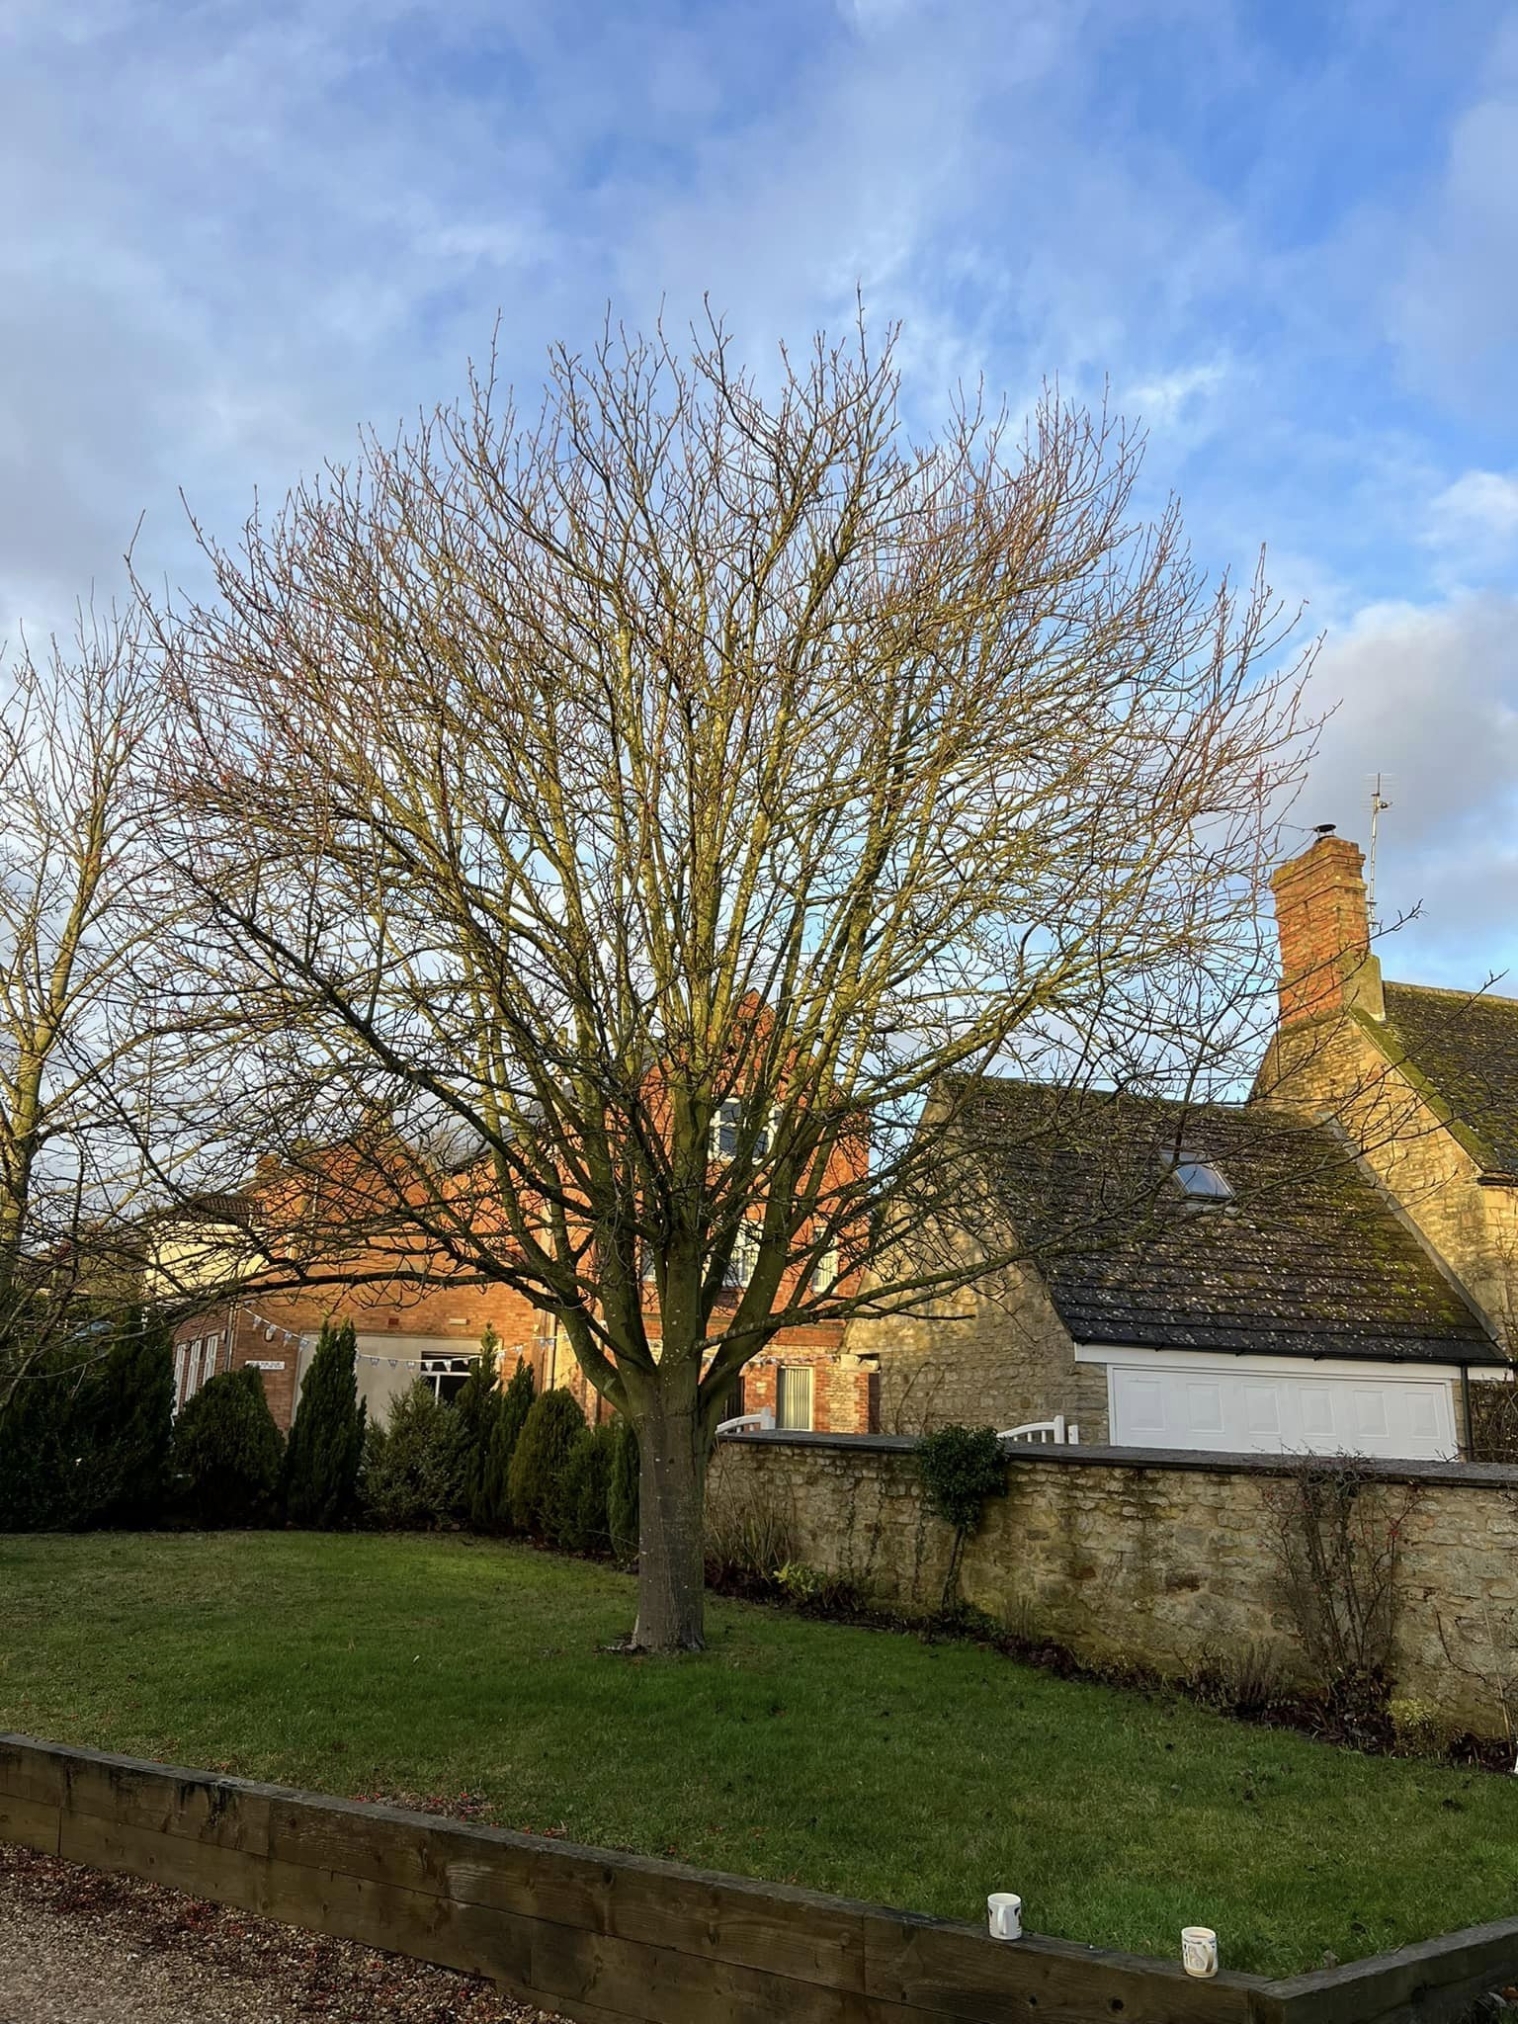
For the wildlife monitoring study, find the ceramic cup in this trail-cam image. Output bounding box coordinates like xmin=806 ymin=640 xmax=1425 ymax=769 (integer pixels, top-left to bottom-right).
xmin=1181 ymin=1927 xmax=1219 ymax=1979
xmin=987 ymin=1893 xmax=1022 ymax=1942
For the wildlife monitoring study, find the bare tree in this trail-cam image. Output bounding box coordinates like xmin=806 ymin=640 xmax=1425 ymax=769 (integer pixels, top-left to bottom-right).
xmin=0 ymin=613 xmax=165 ymax=1411
xmin=149 ymin=318 xmax=1312 ymax=1649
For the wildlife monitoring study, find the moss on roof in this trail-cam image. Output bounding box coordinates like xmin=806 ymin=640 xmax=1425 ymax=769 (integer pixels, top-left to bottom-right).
xmin=1380 ymin=981 xmax=1518 ymax=1175
xmin=949 ymin=1076 xmax=1497 ymax=1364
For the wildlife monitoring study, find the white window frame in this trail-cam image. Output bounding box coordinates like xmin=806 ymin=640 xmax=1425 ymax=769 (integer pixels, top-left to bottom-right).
xmin=420 ymin=1353 xmax=477 ymax=1404
xmin=709 ymin=1100 xmax=780 ymax=1163
xmin=812 ymin=1238 xmax=840 ymax=1294
xmin=723 ymin=1221 xmax=762 ymax=1289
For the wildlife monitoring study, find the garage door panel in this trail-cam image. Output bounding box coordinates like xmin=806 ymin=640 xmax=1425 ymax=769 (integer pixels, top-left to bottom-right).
xmin=1298 ymin=1388 xmax=1334 ymax=1440
xmin=1122 ymin=1376 xmax=1166 ymax=1433
xmin=1351 ymin=1388 xmax=1389 ymax=1439
xmin=1184 ymin=1382 xmax=1223 ymax=1433
xmin=1109 ymin=1361 xmax=1457 ymax=1461
xmin=1242 ymin=1385 xmax=1279 ymax=1436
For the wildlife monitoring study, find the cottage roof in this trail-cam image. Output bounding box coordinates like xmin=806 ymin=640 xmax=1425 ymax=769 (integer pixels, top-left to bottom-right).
xmin=1379 ymin=981 xmax=1518 ymax=1176
xmin=949 ymin=1076 xmax=1499 ymax=1365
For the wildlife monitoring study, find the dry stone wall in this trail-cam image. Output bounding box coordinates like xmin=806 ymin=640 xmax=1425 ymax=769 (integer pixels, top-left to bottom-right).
xmin=708 ymin=1432 xmax=1518 ymax=1734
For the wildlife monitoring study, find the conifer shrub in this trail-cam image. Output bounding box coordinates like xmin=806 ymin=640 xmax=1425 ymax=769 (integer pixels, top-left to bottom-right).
xmin=506 ymin=1387 xmax=585 ymax=1537
xmin=453 ymin=1329 xmax=504 ymax=1526
xmin=0 ymin=1314 xmax=175 ymax=1530
xmin=88 ymin=1316 xmax=176 ymax=1525
xmin=171 ymin=1367 xmax=284 ymax=1527
xmin=283 ymin=1319 xmax=366 ymax=1528
xmin=0 ymin=1352 xmax=86 ymax=1529
xmin=607 ymin=1412 xmax=640 ymax=1563
xmin=358 ymin=1379 xmax=466 ymax=1530
xmin=555 ymin=1420 xmax=614 ymax=1553
xmin=476 ymin=1357 xmax=535 ymax=1532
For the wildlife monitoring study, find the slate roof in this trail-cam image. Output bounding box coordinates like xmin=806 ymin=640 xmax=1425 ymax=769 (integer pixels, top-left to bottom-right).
xmin=949 ymin=1076 xmax=1499 ymax=1365
xmin=1379 ymin=981 xmax=1518 ymax=1176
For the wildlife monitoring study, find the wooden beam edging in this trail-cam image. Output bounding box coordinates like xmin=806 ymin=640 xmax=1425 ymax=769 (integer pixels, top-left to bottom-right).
xmin=1 ymin=1732 xmax=1514 ymax=2024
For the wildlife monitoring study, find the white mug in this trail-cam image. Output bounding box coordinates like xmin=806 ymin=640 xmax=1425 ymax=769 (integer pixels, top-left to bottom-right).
xmin=987 ymin=1892 xmax=1022 ymax=1942
xmin=1181 ymin=1927 xmax=1218 ymax=1979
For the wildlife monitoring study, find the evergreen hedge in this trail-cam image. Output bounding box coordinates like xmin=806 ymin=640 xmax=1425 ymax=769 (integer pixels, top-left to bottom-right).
xmin=453 ymin=1328 xmax=504 ymax=1527
xmin=555 ymin=1421 xmax=614 ymax=1553
xmin=507 ymin=1388 xmax=585 ymax=1537
xmin=171 ymin=1366 xmax=284 ymax=1527
xmin=283 ymin=1319 xmax=366 ymax=1527
xmin=608 ymin=1413 xmax=640 ymax=1563
xmin=0 ymin=1315 xmax=175 ymax=1531
xmin=476 ymin=1356 xmax=535 ymax=1532
xmin=358 ymin=1380 xmax=466 ymax=1530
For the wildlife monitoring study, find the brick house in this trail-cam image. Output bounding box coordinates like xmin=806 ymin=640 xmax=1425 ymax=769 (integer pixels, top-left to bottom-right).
xmin=158 ymin=1111 xmax=877 ymax=1436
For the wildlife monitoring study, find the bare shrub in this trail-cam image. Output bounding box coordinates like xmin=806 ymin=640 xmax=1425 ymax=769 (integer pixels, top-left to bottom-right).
xmin=1262 ymin=1454 xmax=1416 ymax=1742
xmin=704 ymin=1450 xmax=797 ymax=1589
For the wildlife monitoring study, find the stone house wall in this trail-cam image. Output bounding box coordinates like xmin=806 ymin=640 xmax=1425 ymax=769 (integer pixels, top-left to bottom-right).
xmin=708 ymin=1431 xmax=1518 ymax=1734
xmin=1262 ymin=1011 xmax=1518 ymax=1352
xmin=841 ymin=1239 xmax=1108 ymax=1439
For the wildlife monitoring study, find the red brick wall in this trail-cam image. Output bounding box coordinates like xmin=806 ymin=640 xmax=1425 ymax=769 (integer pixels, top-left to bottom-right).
xmin=174 ymin=1277 xmax=546 ymax=1432
xmin=1270 ymin=834 xmax=1383 ymax=1027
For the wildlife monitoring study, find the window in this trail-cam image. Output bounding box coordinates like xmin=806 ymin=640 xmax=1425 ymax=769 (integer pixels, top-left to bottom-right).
xmin=812 ymin=1239 xmax=840 ymax=1294
xmin=776 ymin=1365 xmax=814 ymax=1431
xmin=708 ymin=1100 xmax=777 ymax=1161
xmin=1163 ymin=1150 xmax=1233 ymax=1203
xmin=203 ymin=1333 xmax=220 ymax=1382
xmin=723 ymin=1221 xmax=762 ymax=1288
xmin=421 ymin=1354 xmax=476 ymax=1405
xmin=710 ymin=1099 xmax=742 ymax=1161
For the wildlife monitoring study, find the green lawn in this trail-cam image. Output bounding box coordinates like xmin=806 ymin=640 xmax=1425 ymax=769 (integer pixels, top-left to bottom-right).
xmin=0 ymin=1530 xmax=1513 ymax=1977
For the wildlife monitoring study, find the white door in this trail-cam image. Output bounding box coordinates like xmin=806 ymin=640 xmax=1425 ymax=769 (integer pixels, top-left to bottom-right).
xmin=1107 ymin=1356 xmax=1458 ymax=1461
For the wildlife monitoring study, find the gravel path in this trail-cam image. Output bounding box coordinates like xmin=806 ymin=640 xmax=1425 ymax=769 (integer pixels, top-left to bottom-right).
xmin=0 ymin=1843 xmax=567 ymax=2024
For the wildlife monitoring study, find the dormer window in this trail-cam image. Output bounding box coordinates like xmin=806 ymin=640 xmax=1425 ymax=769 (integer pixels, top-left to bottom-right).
xmin=1163 ymin=1150 xmax=1233 ymax=1203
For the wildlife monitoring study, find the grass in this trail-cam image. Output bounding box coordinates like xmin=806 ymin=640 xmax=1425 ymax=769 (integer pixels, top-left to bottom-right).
xmin=1 ymin=1530 xmax=1514 ymax=1978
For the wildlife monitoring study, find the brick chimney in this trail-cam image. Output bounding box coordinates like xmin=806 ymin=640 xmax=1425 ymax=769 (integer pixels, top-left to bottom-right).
xmin=1270 ymin=830 xmax=1385 ymax=1027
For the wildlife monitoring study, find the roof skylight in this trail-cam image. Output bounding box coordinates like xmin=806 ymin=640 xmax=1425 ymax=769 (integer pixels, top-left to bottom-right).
xmin=1163 ymin=1150 xmax=1234 ymax=1202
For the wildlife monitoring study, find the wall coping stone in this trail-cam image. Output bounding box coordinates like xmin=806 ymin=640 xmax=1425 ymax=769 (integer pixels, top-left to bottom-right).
xmin=718 ymin=1426 xmax=1518 ymax=1492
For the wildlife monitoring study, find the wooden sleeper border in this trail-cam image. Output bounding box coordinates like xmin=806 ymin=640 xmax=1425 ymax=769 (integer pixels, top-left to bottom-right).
xmin=0 ymin=1733 xmax=1512 ymax=2023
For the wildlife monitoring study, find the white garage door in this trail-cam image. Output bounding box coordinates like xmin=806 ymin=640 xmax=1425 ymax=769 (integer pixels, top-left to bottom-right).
xmin=1105 ymin=1355 xmax=1459 ymax=1461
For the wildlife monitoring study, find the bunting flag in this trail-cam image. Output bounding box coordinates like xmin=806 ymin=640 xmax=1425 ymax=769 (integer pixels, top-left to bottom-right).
xmin=242 ymin=1309 xmax=308 ymax=1348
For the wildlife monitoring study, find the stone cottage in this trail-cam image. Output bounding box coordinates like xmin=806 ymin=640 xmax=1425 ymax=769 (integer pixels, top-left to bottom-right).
xmin=841 ymin=1075 xmax=1500 ymax=1458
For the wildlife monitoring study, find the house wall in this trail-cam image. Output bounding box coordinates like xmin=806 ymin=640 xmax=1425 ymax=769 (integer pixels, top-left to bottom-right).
xmin=1261 ymin=1011 xmax=1518 ymax=1352
xmin=708 ymin=1432 xmax=1518 ymax=1734
xmin=1260 ymin=830 xmax=1518 ymax=1353
xmin=841 ymin=1248 xmax=1108 ymax=1439
xmin=176 ymin=1277 xmax=548 ymax=1431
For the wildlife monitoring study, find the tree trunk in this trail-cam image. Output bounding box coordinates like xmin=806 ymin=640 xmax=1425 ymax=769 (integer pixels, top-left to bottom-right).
xmin=631 ymin=1390 xmax=708 ymax=1652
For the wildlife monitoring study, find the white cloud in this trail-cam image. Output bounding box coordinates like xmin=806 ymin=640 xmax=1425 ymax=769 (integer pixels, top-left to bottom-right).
xmin=1396 ymin=61 xmax=1518 ymax=409
xmin=1301 ymin=593 xmax=1518 ymax=981
xmin=1424 ymin=469 xmax=1518 ymax=579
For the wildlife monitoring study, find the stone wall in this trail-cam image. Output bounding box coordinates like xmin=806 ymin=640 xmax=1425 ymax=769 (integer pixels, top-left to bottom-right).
xmin=708 ymin=1431 xmax=1518 ymax=1734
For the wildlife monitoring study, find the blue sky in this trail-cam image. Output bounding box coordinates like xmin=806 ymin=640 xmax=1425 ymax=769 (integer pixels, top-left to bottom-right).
xmin=4 ymin=0 xmax=1517 ymax=986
